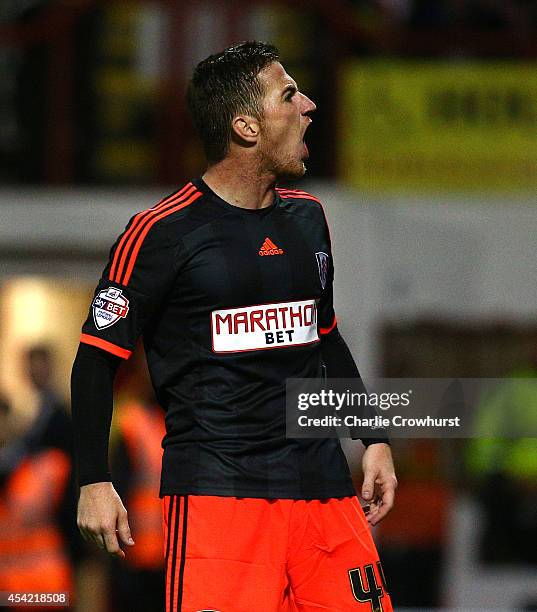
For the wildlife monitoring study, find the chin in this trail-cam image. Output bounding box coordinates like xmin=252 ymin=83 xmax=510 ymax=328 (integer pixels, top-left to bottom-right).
xmin=275 ymin=161 xmax=306 ymax=181
xmin=261 ymin=145 xmax=307 ymax=180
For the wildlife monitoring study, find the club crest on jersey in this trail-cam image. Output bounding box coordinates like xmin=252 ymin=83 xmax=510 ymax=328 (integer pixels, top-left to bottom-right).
xmin=92 ymin=287 xmax=129 ymax=330
xmin=315 ymin=252 xmax=329 ymax=290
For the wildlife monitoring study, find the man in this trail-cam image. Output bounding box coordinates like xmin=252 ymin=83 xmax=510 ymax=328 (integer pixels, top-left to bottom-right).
xmin=0 ymin=391 xmax=75 ymax=607
xmin=72 ymin=41 xmax=397 ymax=611
xmin=24 ymin=345 xmax=72 ymax=455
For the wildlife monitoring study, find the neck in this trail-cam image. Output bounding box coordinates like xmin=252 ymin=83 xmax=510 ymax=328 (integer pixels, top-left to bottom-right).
xmin=202 ymin=155 xmax=277 ymax=210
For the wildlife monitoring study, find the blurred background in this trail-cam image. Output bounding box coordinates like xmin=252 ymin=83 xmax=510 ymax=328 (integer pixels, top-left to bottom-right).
xmin=0 ymin=0 xmax=536 ymax=610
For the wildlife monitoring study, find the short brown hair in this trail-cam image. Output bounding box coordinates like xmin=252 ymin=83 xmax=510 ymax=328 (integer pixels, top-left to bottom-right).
xmin=187 ymin=41 xmax=279 ymax=163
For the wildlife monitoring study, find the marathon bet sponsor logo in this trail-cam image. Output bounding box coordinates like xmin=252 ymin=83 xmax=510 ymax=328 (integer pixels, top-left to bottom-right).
xmin=92 ymin=287 xmax=130 ymax=330
xmin=211 ymin=299 xmax=318 ymax=353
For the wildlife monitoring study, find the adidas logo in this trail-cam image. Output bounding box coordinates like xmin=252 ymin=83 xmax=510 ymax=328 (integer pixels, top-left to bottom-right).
xmin=259 ymin=237 xmax=284 ymax=256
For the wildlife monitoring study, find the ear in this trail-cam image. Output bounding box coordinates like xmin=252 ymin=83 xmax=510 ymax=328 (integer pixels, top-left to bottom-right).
xmin=231 ymin=115 xmax=260 ymax=144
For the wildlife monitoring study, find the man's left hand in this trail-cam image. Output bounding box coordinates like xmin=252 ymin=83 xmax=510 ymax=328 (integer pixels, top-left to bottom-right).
xmin=361 ymin=442 xmax=397 ymax=526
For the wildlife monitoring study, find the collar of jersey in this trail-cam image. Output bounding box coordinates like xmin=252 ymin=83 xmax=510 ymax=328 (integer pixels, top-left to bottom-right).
xmin=194 ymin=177 xmax=280 ymax=217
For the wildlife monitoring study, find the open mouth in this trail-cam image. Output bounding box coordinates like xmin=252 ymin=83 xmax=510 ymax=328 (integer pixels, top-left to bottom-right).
xmin=302 ymin=126 xmax=311 ymax=159
xmin=301 ymin=120 xmax=312 ymax=159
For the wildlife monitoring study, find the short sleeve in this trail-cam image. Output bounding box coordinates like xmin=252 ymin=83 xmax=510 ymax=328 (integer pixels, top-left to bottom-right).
xmin=80 ymin=220 xmax=177 ymax=359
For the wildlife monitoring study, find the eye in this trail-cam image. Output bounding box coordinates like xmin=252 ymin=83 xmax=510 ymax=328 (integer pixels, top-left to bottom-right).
xmin=284 ymin=87 xmax=297 ymax=101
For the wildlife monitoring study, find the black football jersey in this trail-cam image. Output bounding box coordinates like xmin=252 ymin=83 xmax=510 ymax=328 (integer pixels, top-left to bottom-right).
xmin=80 ymin=178 xmax=355 ymax=499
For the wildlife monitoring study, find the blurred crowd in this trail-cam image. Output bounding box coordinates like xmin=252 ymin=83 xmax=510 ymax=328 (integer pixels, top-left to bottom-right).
xmin=355 ymin=0 xmax=537 ymax=30
xmin=0 ymin=347 xmax=80 ymax=608
xmin=0 ymin=345 xmax=166 ymax=611
xmin=3 ymin=0 xmax=537 ymax=31
xmin=1 ymin=0 xmax=537 ymax=186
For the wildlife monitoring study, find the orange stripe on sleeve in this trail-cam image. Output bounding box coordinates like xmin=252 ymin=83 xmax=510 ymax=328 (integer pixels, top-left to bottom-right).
xmin=109 ymin=183 xmax=193 ymax=283
xmin=80 ymin=333 xmax=132 ymax=359
xmin=319 ymin=315 xmax=337 ymax=335
xmin=112 ymin=184 xmax=196 ymax=284
xmin=278 ymin=193 xmax=322 ymax=204
xmin=122 ymin=190 xmax=203 ymax=286
xmin=276 ymin=188 xmax=321 ymax=204
xmin=277 ymin=189 xmax=333 ymax=243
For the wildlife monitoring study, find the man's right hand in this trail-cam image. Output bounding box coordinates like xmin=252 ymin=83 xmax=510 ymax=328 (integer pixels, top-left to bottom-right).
xmin=77 ymin=482 xmax=134 ymax=559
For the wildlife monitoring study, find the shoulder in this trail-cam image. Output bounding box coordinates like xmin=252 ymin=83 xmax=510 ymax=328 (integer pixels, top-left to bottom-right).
xmin=107 ymin=182 xmax=204 ymax=285
xmin=276 ymin=186 xmax=329 ymax=226
xmin=120 ymin=182 xmax=206 ymax=244
xmin=134 ymin=182 xmax=205 ymax=232
xmin=276 ymin=187 xmax=322 ymax=206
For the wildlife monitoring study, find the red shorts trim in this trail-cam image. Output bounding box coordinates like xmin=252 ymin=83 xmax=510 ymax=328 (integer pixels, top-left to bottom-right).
xmin=162 ymin=495 xmax=393 ymax=612
xmin=163 ymin=495 xmax=189 ymax=612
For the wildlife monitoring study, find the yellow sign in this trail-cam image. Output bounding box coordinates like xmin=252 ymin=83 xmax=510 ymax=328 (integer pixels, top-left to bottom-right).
xmin=339 ymin=61 xmax=537 ymax=193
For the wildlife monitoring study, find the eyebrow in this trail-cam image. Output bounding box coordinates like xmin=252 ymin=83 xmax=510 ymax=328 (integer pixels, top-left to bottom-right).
xmin=282 ymin=83 xmax=297 ymax=97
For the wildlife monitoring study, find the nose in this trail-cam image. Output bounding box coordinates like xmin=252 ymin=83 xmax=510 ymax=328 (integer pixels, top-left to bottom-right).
xmin=301 ymin=93 xmax=316 ymax=115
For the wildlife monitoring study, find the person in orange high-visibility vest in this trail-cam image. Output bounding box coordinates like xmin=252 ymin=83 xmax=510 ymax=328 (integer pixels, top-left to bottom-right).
xmin=0 ymin=389 xmax=79 ymax=611
xmin=0 ymin=449 xmax=72 ymax=596
xmin=110 ymin=401 xmax=166 ymax=611
xmin=0 ymin=392 xmax=73 ymax=609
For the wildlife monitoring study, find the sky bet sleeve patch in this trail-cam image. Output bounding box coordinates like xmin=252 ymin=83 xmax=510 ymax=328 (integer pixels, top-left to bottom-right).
xmin=92 ymin=287 xmax=130 ymax=330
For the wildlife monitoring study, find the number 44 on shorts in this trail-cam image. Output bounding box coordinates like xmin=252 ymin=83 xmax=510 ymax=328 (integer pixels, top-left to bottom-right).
xmin=348 ymin=561 xmax=389 ymax=611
